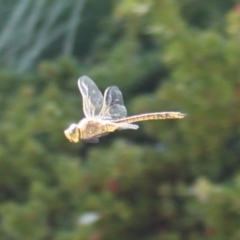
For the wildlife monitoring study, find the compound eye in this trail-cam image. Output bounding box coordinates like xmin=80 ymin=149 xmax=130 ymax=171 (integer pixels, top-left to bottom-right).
xmin=64 ymin=124 xmax=80 ymax=143
xmin=69 ymin=126 xmax=76 ymax=134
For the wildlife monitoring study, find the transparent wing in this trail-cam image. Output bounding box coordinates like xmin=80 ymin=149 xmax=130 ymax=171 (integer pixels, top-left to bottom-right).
xmin=99 ymin=86 xmax=127 ymax=119
xmin=78 ymin=76 xmax=104 ymax=117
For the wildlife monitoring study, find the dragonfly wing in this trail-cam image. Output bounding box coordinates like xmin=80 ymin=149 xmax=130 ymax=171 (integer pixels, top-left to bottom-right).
xmin=100 ymin=86 xmax=127 ymax=119
xmin=78 ymin=76 xmax=104 ymax=117
xmin=116 ymin=123 xmax=139 ymax=130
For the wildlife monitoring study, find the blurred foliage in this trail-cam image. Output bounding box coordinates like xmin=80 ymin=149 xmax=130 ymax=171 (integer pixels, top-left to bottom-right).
xmin=0 ymin=0 xmax=112 ymax=72
xmin=0 ymin=0 xmax=237 ymax=72
xmin=0 ymin=0 xmax=240 ymax=239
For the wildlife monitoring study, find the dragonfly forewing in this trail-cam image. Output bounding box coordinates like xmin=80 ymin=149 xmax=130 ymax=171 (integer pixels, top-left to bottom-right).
xmin=78 ymin=76 xmax=104 ymax=117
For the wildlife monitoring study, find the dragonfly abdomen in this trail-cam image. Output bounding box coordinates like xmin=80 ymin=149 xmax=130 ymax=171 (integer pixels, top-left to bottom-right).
xmin=115 ymin=112 xmax=186 ymax=124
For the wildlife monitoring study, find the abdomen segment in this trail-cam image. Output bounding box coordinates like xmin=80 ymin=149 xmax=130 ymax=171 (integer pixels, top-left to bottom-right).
xmin=114 ymin=112 xmax=186 ymax=124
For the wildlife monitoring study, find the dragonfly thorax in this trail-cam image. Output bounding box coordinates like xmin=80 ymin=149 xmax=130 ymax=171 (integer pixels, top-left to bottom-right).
xmin=78 ymin=117 xmax=111 ymax=140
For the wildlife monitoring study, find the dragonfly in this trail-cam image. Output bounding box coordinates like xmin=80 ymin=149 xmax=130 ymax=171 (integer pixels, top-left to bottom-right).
xmin=64 ymin=76 xmax=186 ymax=143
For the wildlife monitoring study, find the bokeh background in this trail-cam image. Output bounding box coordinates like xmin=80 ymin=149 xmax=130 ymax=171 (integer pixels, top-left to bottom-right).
xmin=0 ymin=0 xmax=240 ymax=239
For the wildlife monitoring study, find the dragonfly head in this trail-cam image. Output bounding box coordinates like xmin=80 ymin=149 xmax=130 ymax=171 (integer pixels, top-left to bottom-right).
xmin=64 ymin=124 xmax=81 ymax=143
